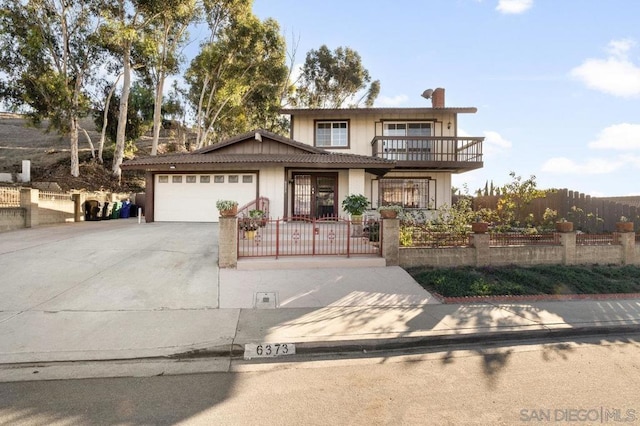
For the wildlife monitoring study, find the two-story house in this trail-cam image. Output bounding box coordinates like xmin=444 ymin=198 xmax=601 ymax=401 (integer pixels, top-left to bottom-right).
xmin=121 ymin=88 xmax=483 ymax=222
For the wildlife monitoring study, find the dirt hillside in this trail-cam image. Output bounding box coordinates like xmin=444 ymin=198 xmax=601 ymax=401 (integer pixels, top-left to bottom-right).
xmin=0 ymin=113 xmax=183 ymax=192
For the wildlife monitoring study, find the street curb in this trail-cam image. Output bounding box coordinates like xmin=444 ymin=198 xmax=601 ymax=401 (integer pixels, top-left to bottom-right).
xmin=290 ymin=324 xmax=640 ymax=355
xmin=167 ymin=323 xmax=640 ymax=360
xmin=1 ymin=324 xmax=638 ymax=368
xmin=439 ymin=293 xmax=640 ymax=304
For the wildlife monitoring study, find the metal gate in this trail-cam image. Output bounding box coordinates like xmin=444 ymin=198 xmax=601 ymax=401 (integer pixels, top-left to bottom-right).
xmin=237 ymin=216 xmax=382 ymax=258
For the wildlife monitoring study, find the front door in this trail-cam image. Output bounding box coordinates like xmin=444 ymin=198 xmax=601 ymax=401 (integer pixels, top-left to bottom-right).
xmin=292 ymin=173 xmax=338 ymax=219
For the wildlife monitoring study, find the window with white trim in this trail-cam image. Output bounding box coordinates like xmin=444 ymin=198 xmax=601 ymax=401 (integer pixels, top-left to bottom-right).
xmin=315 ymin=121 xmax=348 ymax=147
xmin=383 ymin=122 xmax=432 ymax=137
xmin=382 ymin=122 xmax=433 ymax=160
xmin=379 ymin=178 xmax=436 ymax=209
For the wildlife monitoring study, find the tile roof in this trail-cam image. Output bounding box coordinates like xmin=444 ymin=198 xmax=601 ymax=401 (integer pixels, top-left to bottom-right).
xmin=121 ymin=152 xmax=395 ymax=168
xmin=281 ymin=107 xmax=478 ymax=114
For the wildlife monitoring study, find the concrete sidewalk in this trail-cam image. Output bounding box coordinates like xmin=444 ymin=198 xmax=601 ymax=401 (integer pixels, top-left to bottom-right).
xmin=1 ymin=222 xmax=640 ymax=370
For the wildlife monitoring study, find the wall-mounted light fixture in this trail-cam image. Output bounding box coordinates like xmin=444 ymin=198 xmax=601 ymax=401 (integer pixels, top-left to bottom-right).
xmin=169 ymin=164 xmax=176 ymax=169
xmin=447 ymin=121 xmax=451 ymax=130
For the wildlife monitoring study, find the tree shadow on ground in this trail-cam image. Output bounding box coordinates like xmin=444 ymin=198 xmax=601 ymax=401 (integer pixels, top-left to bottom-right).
xmin=0 ymin=373 xmax=235 ymax=425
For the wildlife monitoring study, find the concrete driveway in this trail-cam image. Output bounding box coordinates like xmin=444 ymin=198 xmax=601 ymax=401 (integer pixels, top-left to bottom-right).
xmin=0 ymin=220 xmax=234 ymax=363
xmin=0 ymin=220 xmax=437 ymax=364
xmin=0 ymin=220 xmax=219 ymax=312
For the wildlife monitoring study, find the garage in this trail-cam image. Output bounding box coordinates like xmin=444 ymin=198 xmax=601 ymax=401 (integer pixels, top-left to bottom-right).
xmin=154 ymin=173 xmax=257 ymax=222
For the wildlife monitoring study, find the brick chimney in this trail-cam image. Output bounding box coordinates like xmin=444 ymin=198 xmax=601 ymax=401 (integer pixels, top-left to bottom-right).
xmin=432 ymin=87 xmax=445 ymax=108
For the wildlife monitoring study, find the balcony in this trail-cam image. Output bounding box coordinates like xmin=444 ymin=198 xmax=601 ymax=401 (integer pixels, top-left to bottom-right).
xmin=371 ymin=136 xmax=484 ymax=172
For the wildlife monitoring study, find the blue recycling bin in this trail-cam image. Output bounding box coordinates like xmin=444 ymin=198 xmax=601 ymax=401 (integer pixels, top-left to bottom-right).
xmin=120 ymin=201 xmax=131 ymax=218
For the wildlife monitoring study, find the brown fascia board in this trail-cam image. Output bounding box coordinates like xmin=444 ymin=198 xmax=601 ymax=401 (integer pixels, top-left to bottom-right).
xmin=280 ymin=107 xmax=478 ymax=116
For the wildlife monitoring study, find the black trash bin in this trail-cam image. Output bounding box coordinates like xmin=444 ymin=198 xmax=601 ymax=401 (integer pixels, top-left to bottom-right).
xmin=84 ymin=200 xmax=101 ymax=221
xmin=101 ymin=202 xmax=111 ymax=220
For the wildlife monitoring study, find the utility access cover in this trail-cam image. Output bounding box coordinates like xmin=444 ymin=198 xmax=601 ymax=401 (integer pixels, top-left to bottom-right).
xmin=255 ymin=292 xmax=277 ymax=309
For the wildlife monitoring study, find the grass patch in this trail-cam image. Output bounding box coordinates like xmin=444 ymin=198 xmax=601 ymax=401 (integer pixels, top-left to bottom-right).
xmin=406 ymin=264 xmax=640 ymax=298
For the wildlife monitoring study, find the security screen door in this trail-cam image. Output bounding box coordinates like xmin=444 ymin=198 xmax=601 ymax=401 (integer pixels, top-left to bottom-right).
xmin=292 ymin=173 xmax=338 ymax=219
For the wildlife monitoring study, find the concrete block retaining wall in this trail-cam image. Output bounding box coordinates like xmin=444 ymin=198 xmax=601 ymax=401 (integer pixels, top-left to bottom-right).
xmin=0 ymin=208 xmax=25 ymax=232
xmin=0 ymin=188 xmax=135 ymax=232
xmin=575 ymin=245 xmax=621 ymax=266
xmin=488 ymin=246 xmax=564 ymax=266
xmin=398 ymin=232 xmax=637 ymax=268
xmin=399 ymin=247 xmax=474 ymax=268
xmin=38 ymin=198 xmax=75 ymax=225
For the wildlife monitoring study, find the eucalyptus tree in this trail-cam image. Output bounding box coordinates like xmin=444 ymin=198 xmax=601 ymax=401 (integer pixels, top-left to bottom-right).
xmin=186 ymin=7 xmax=288 ymax=147
xmin=0 ymin=0 xmax=104 ymax=177
xmin=94 ymin=81 xmax=154 ymax=148
xmin=290 ymin=45 xmax=380 ymax=108
xmin=97 ymin=0 xmax=148 ymax=178
xmin=136 ymin=0 xmax=197 ymax=156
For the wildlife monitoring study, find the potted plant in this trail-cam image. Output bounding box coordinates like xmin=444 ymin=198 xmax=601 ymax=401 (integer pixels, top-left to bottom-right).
xmin=471 ymin=221 xmax=489 ymax=234
xmin=367 ymin=221 xmax=380 ymax=242
xmin=239 ymin=219 xmax=259 ymax=239
xmin=341 ymin=194 xmax=370 ymax=224
xmin=249 ymin=209 xmax=267 ymax=227
xmin=377 ymin=204 xmax=403 ymax=219
xmin=216 ymin=200 xmax=238 ymax=217
xmin=615 ymin=216 xmax=634 ymax=232
xmin=555 ymin=218 xmax=574 ymax=233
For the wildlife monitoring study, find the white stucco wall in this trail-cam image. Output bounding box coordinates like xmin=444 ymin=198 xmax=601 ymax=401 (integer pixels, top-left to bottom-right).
xmin=258 ymin=166 xmax=286 ymax=218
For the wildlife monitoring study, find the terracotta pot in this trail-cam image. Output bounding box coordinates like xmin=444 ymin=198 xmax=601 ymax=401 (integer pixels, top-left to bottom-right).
xmin=379 ymin=209 xmax=398 ymax=219
xmin=616 ymin=222 xmax=634 ymax=232
xmin=471 ymin=222 xmax=489 ymax=234
xmin=555 ymin=221 xmax=574 ymax=233
xmin=219 ymin=206 xmax=238 ymax=217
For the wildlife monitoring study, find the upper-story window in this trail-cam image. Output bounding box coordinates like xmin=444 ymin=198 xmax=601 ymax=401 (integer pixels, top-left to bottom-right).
xmin=383 ymin=122 xmax=432 ymax=136
xmin=315 ymin=121 xmax=348 ymax=148
xmin=382 ymin=122 xmax=433 ymax=160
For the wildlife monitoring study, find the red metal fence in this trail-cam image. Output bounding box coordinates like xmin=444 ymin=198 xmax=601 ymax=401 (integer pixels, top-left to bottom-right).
xmin=576 ymin=233 xmax=616 ymax=245
xmin=490 ymin=232 xmax=560 ymax=247
xmin=238 ymin=216 xmax=382 ymax=258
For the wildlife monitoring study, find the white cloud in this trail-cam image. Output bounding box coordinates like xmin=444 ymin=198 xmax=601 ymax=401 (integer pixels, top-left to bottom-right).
xmin=483 ymin=130 xmax=512 ymax=149
xmin=626 ymin=154 xmax=640 ymax=168
xmin=478 ymin=130 xmax=513 ymax=158
xmin=496 ymin=0 xmax=533 ymax=14
xmin=376 ymin=94 xmax=409 ymax=107
xmin=570 ymin=39 xmax=640 ymax=97
xmin=458 ymin=128 xmax=512 ymax=157
xmin=541 ymin=157 xmax=626 ymax=175
xmin=541 ymin=122 xmax=640 ymax=177
xmin=607 ymin=38 xmax=636 ymax=57
xmin=588 ymin=123 xmax=640 ymax=150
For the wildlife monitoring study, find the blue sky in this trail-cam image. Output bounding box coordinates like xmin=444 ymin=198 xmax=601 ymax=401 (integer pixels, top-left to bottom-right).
xmin=249 ymin=0 xmax=640 ymax=197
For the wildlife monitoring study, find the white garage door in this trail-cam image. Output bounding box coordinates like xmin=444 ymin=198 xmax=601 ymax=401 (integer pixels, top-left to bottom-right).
xmin=154 ymin=173 xmax=257 ymax=222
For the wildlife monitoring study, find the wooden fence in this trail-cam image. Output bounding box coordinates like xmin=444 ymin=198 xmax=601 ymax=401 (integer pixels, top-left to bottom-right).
xmin=472 ymin=189 xmax=640 ymax=233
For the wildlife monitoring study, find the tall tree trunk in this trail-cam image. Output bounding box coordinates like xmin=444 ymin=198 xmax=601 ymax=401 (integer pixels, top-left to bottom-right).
xmin=112 ymin=41 xmax=131 ymax=179
xmin=79 ymin=127 xmax=95 ymax=159
xmin=70 ymin=116 xmax=80 ymax=177
xmin=151 ymin=70 xmax=165 ymax=156
xmin=99 ymin=73 xmax=122 ymax=164
xmin=194 ymin=73 xmax=211 ymax=149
